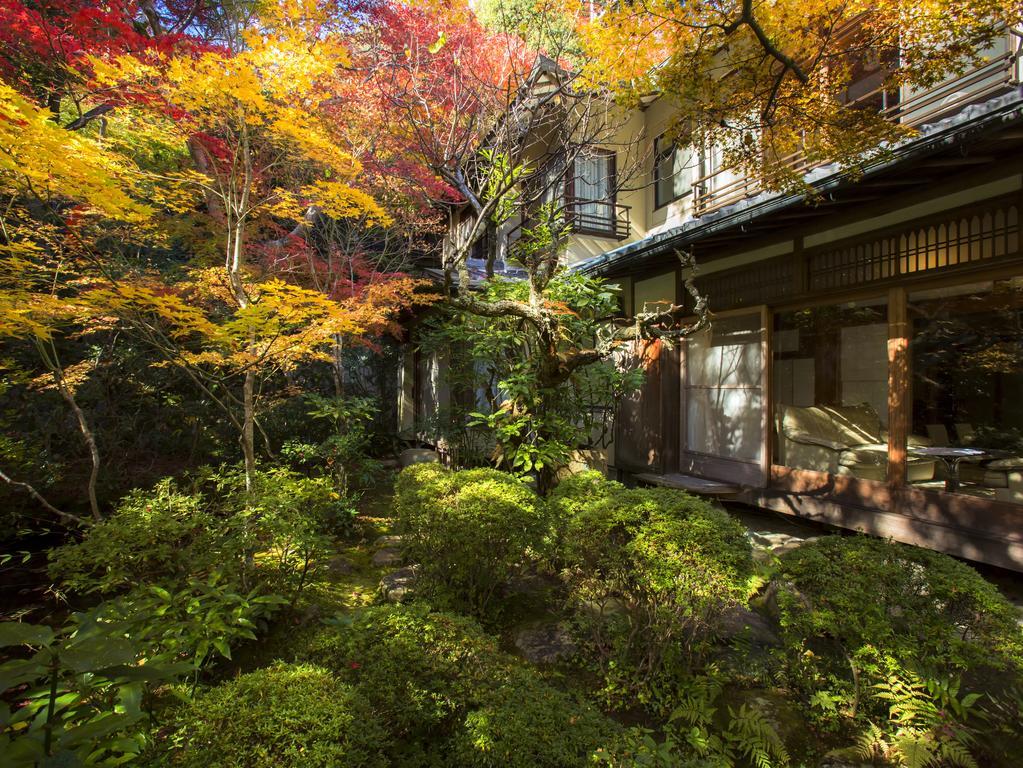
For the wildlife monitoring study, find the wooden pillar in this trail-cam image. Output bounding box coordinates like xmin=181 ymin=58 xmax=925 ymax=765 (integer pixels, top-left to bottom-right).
xmin=761 ymin=305 xmax=773 ymax=486
xmin=888 ymin=287 xmax=909 ymax=489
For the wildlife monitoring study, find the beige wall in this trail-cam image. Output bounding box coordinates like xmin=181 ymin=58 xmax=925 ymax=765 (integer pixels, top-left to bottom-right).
xmin=633 ymin=271 xmax=677 ymax=315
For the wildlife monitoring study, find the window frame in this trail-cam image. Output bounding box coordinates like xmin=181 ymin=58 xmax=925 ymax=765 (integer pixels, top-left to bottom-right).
xmin=653 ymin=134 xmax=694 ymax=210
xmin=566 ymin=147 xmax=619 ymax=238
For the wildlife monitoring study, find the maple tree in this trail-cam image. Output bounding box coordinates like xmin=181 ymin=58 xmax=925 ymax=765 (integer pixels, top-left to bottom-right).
xmin=575 ymin=0 xmax=1023 ymax=187
xmin=78 ymin=0 xmax=431 ymax=491
xmin=0 ymin=0 xmax=431 ymax=513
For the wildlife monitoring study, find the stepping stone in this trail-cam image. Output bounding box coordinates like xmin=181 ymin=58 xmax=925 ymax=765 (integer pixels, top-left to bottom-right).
xmin=326 ymin=555 xmax=355 ymax=575
xmin=399 ymin=448 xmax=440 ymax=467
xmin=372 ymin=547 xmax=403 ymax=567
xmin=374 ymin=534 xmax=403 ymax=548
xmin=513 ymin=623 xmax=577 ymax=664
xmin=380 ymin=566 xmax=417 ymax=603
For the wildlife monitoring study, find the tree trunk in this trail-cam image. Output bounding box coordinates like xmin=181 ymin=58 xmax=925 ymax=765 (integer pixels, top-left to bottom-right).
xmin=242 ymin=369 xmax=256 ymax=492
xmin=38 ymin=339 xmax=102 ymax=520
xmin=332 ymin=334 xmax=344 ymax=397
xmin=62 ymin=385 xmax=102 ymax=521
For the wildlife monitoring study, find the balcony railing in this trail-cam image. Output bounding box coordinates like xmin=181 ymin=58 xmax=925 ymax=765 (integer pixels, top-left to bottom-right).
xmin=691 ymin=33 xmax=1022 ymax=218
xmin=508 ymin=197 xmax=632 ymax=245
xmin=565 ymin=197 xmax=631 ymax=240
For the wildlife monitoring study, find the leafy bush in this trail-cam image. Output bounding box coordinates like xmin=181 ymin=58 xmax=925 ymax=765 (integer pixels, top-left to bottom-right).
xmin=299 ymin=603 xmax=502 ymax=740
xmin=557 ymin=476 xmax=755 ymax=700
xmin=450 ymin=667 xmax=620 ymax=768
xmin=50 ymin=467 xmax=343 ymax=600
xmin=48 ymin=478 xmax=218 ymax=594
xmin=836 ymin=669 xmax=986 ymax=768
xmin=776 ymin=536 xmax=1023 ymax=683
xmin=281 ymin=394 xmax=384 ymax=495
xmin=394 ymin=465 xmax=553 ymax=616
xmin=165 ymin=663 xmax=388 ymax=768
xmin=774 ymin=536 xmax=1023 ymax=761
xmin=0 ymin=613 xmax=189 ymax=767
xmin=299 ymin=603 xmax=621 ymax=766
xmin=96 ymin=574 xmax=287 ymax=686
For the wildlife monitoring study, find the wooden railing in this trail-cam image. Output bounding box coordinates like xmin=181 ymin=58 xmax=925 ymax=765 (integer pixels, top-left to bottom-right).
xmin=508 ymin=197 xmax=632 ymax=243
xmin=691 ymin=36 xmax=1022 ymax=218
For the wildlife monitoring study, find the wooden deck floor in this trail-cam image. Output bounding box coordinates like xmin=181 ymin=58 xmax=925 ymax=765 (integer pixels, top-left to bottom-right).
xmin=633 ymin=472 xmax=740 ymax=497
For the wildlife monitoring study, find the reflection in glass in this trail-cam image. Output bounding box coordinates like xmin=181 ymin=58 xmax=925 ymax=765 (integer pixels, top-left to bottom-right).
xmin=908 ymin=278 xmax=1023 ymax=504
xmin=772 ymin=298 xmax=937 ymax=481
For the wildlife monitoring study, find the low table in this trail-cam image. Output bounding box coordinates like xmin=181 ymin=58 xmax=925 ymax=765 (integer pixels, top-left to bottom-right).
xmin=908 ymin=447 xmax=991 ymax=492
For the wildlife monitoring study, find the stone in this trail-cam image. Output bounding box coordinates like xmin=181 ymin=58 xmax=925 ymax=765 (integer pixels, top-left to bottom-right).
xmin=372 ymin=547 xmax=403 ymax=567
xmin=379 ymin=458 xmax=400 ymax=469
xmin=374 ymin=534 xmax=403 ymax=548
xmin=379 ymin=566 xmax=417 ymax=603
xmin=753 ymin=579 xmax=810 ymax=623
xmin=326 ymin=555 xmax=355 ymax=576
xmin=399 ymin=448 xmax=440 ymax=468
xmin=747 ymin=531 xmax=820 ymax=553
xmin=716 ymin=606 xmax=781 ymax=648
xmin=513 ymin=623 xmax=577 ymax=664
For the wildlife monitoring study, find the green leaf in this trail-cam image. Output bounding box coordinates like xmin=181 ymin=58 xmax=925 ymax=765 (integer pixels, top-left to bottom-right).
xmin=0 ymin=622 xmax=54 ymax=648
xmin=212 ymin=638 xmax=232 ymax=660
xmin=0 ymin=658 xmax=45 ymax=694
xmin=58 ymin=712 xmax=139 ymax=750
xmin=62 ymin=636 xmax=136 ymax=673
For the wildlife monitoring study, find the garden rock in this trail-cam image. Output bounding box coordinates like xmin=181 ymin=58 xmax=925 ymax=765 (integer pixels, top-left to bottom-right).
xmin=399 ymin=448 xmax=440 ymax=467
xmin=716 ymin=605 xmax=781 ymax=647
xmin=372 ymin=547 xmax=403 ymax=567
xmin=374 ymin=534 xmax=403 ymax=548
xmin=753 ymin=579 xmax=809 ymax=622
xmin=513 ymin=623 xmax=577 ymax=664
xmin=379 ymin=566 xmax=417 ymax=602
xmin=747 ymin=531 xmax=820 ymax=558
xmin=326 ymin=555 xmax=355 ymax=576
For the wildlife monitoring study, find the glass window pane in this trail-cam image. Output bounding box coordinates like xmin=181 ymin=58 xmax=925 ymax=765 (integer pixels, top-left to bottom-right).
xmin=773 ymin=298 xmax=891 ymax=480
xmin=654 ymin=140 xmax=693 ymax=208
xmin=908 ymin=277 xmax=1023 ymax=504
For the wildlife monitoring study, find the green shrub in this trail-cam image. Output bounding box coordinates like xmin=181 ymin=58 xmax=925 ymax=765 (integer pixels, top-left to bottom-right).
xmin=211 ymin=464 xmax=357 ymax=537
xmin=451 ymin=667 xmax=620 ymax=768
xmin=775 ymin=536 xmax=1023 ymax=739
xmin=50 ymin=467 xmax=342 ymax=600
xmin=299 ymin=603 xmax=503 ymax=740
xmin=776 ymin=536 xmax=1023 ymax=680
xmin=49 ymin=478 xmax=218 ymax=594
xmin=394 ymin=465 xmax=552 ymax=616
xmin=549 ymin=470 xmax=623 ymax=517
xmin=167 ymin=663 xmax=388 ymax=768
xmin=559 ymin=476 xmax=755 ymax=700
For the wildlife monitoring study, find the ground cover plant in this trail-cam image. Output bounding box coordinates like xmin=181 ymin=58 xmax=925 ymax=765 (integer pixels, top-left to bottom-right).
xmin=5 ymin=461 xmax=1023 ymax=766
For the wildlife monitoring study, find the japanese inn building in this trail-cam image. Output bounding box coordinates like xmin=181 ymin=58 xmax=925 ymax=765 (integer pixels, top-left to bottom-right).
xmin=401 ymin=28 xmax=1023 ymax=572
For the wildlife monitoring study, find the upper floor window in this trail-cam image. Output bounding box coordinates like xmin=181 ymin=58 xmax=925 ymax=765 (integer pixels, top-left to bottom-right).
xmin=568 ymin=149 xmax=619 ymax=237
xmin=654 ymin=135 xmax=694 ymax=209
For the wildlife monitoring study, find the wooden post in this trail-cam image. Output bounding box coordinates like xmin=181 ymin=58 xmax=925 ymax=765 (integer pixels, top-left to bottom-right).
xmin=888 ymin=287 xmax=909 ymax=490
xmin=761 ymin=305 xmax=773 ymax=487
